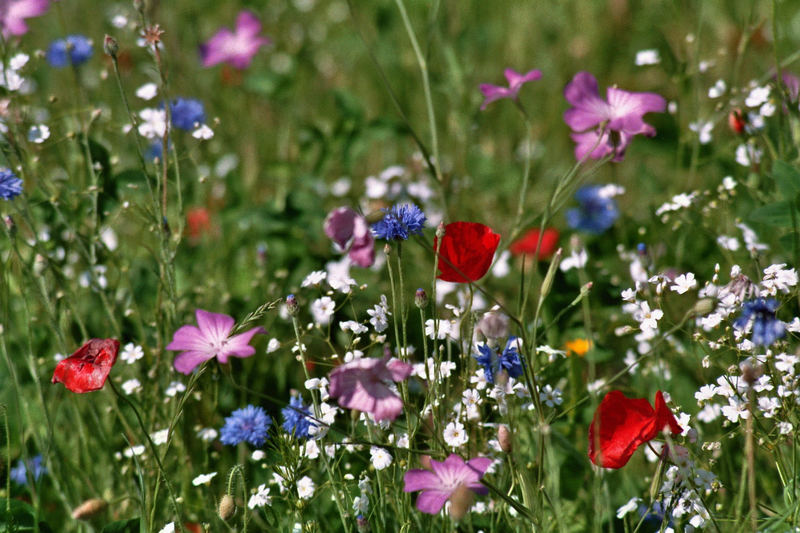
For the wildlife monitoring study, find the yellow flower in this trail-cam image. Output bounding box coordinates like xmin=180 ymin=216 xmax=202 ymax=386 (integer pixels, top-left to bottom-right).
xmin=565 ymin=338 xmax=591 ymax=357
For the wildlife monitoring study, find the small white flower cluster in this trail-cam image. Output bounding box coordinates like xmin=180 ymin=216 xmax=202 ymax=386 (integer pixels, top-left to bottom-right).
xmin=0 ymin=53 xmax=31 ymax=93
xmin=656 ymin=445 xmax=719 ymax=529
xmin=360 ymin=159 xmax=442 ymax=227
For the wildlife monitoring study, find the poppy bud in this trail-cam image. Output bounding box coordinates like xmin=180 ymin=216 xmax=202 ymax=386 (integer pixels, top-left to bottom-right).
xmin=286 ymin=294 xmax=298 ymax=316
xmin=218 ymin=494 xmax=235 ymax=521
xmin=414 ymin=288 xmax=428 ymax=309
xmin=728 ymin=109 xmax=746 ymax=134
xmin=71 ymin=498 xmax=107 ymax=519
xmin=478 ymin=312 xmax=508 ymax=339
xmin=103 ymin=35 xmax=119 ymax=58
xmin=419 ymin=454 xmax=432 ymax=470
xmin=448 ymin=484 xmax=474 ymax=521
xmin=691 ymin=298 xmax=715 ymax=317
xmin=498 ymin=424 xmax=513 ymax=453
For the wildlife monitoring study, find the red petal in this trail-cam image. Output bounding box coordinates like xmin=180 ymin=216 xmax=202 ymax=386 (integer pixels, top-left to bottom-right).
xmin=588 ymin=390 xmax=656 ymax=468
xmin=509 ymin=227 xmax=559 ymax=258
xmin=434 ymin=222 xmax=501 ymax=283
xmin=52 ymin=339 xmax=120 ymax=393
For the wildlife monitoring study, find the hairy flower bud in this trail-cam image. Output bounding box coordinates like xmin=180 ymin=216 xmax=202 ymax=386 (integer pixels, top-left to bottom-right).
xmin=218 ymin=494 xmax=236 ymax=521
xmin=497 ymin=424 xmax=513 ymax=453
xmin=478 ymin=312 xmax=508 ymax=339
xmin=448 ymin=484 xmax=474 ymax=521
xmin=414 ymin=288 xmax=428 ymax=309
xmin=286 ymin=294 xmax=298 ymax=316
xmin=103 ymin=35 xmax=119 ymax=57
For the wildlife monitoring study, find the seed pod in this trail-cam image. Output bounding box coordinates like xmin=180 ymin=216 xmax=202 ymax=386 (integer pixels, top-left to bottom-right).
xmin=218 ymin=494 xmax=235 ymax=521
xmin=498 ymin=424 xmax=513 ymax=453
xmin=71 ymin=498 xmax=107 ymax=520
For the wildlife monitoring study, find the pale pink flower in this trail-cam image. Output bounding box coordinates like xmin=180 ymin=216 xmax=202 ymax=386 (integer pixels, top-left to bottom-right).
xmin=324 ymin=207 xmax=375 ymax=268
xmin=479 ymin=68 xmax=542 ymax=110
xmin=166 ymin=309 xmax=265 ymax=374
xmin=328 ymin=355 xmax=412 ymax=421
xmin=1 ymin=0 xmax=49 ymax=37
xmin=200 ymin=11 xmax=271 ymax=69
xmin=403 ymin=454 xmax=492 ymax=514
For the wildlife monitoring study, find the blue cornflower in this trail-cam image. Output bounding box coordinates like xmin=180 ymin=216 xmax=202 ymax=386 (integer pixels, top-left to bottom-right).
xmin=371 ymin=203 xmax=426 ymax=241
xmin=281 ymin=395 xmax=314 ymax=438
xmin=220 ymin=405 xmax=272 ymax=446
xmin=637 ymin=502 xmax=674 ymax=532
xmin=10 ymin=455 xmax=47 ymax=486
xmin=734 ymin=298 xmax=785 ymax=346
xmin=46 ymin=35 xmax=93 ymax=68
xmin=473 ymin=336 xmax=524 ymax=384
xmin=566 ymin=185 xmax=619 ymax=234
xmin=165 ymin=98 xmax=206 ymax=131
xmin=0 ymin=169 xmax=23 ymax=200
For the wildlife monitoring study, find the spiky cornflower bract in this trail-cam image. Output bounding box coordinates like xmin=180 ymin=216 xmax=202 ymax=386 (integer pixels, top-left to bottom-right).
xmin=0 ymin=168 xmax=23 ymax=200
xmin=281 ymin=395 xmax=314 ymax=438
xmin=473 ymin=336 xmax=524 ymax=384
xmin=566 ymin=185 xmax=619 ymax=234
xmin=164 ymin=98 xmax=206 ymax=131
xmin=371 ymin=203 xmax=426 ymax=241
xmin=220 ymin=405 xmax=271 ymax=446
xmin=46 ymin=35 xmax=93 ymax=67
xmin=734 ymin=298 xmax=785 ymax=346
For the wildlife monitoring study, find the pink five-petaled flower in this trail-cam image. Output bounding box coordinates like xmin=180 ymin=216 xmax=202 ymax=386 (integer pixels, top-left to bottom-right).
xmin=563 ymin=71 xmax=666 ymax=162
xmin=328 ymin=354 xmax=412 ymax=422
xmin=166 ymin=309 xmax=266 ymax=374
xmin=200 ymin=10 xmax=271 ymax=69
xmin=479 ymin=68 xmax=542 ymax=110
xmin=1 ymin=0 xmax=49 ymax=37
xmin=324 ymin=207 xmax=375 ymax=268
xmin=403 ymin=454 xmax=492 ymax=514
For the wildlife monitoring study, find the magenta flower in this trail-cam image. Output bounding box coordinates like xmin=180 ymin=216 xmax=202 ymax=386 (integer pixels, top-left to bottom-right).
xmin=328 ymin=355 xmax=412 ymax=421
xmin=200 ymin=10 xmax=271 ymax=69
xmin=166 ymin=309 xmax=266 ymax=374
xmin=1 ymin=0 xmax=49 ymax=37
xmin=403 ymin=454 xmax=492 ymax=514
xmin=479 ymin=68 xmax=542 ymax=110
xmin=563 ymin=71 xmax=665 ymax=162
xmin=324 ymin=207 xmax=375 ymax=268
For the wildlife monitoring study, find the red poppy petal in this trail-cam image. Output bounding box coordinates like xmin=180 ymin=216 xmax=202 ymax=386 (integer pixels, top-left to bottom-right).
xmin=509 ymin=227 xmax=559 ymax=259
xmin=52 ymin=338 xmax=120 ymax=393
xmin=435 ymin=222 xmax=501 ymax=283
xmin=588 ymin=390 xmax=656 ymax=468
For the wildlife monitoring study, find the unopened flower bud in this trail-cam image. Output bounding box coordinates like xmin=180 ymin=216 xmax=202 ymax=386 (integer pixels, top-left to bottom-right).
xmin=414 ymin=288 xmax=428 ymax=309
xmin=691 ymin=298 xmax=715 ymax=317
xmin=498 ymin=424 xmax=513 ymax=453
xmin=4 ymin=215 xmax=16 ymax=238
xmin=356 ymin=514 xmax=370 ymax=532
xmin=218 ymin=494 xmax=235 ymax=521
xmin=740 ymin=361 xmax=762 ymax=386
xmin=103 ymin=35 xmax=119 ymax=57
xmin=419 ymin=455 xmax=432 ymax=470
xmin=448 ymin=484 xmax=474 ymax=521
xmin=71 ymin=498 xmax=107 ymax=520
xmin=436 ymin=221 xmax=446 ymax=239
xmin=286 ymin=294 xmax=298 ymax=316
xmin=478 ymin=312 xmax=508 ymax=339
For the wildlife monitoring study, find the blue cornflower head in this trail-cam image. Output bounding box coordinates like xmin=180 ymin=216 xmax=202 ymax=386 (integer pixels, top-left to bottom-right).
xmin=0 ymin=168 xmax=23 ymax=200
xmin=166 ymin=98 xmax=206 ymax=131
xmin=637 ymin=501 xmax=673 ymax=531
xmin=473 ymin=336 xmax=524 ymax=384
xmin=220 ymin=405 xmax=272 ymax=446
xmin=281 ymin=394 xmax=314 ymax=438
xmin=734 ymin=298 xmax=784 ymax=346
xmin=10 ymin=455 xmax=47 ymax=486
xmin=46 ymin=35 xmax=93 ymax=68
xmin=566 ymin=185 xmax=619 ymax=234
xmin=371 ymin=203 xmax=426 ymax=241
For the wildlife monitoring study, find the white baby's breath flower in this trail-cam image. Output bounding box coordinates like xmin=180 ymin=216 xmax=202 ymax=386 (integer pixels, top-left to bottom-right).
xmin=150 ymin=429 xmax=169 ymax=445
xmin=369 ymin=446 xmax=392 ymax=470
xmin=197 ymin=427 xmax=218 ymax=441
xmin=266 ymin=338 xmax=280 ymax=353
xmin=192 ymin=472 xmax=217 ymax=486
xmin=122 ymin=378 xmax=142 ymax=395
xmin=136 ymin=83 xmax=158 ymax=100
xmin=635 ymin=49 xmax=660 ymax=66
xmin=671 ymin=273 xmax=697 ymax=294
xmin=192 ymin=124 xmax=214 ymax=140
xmin=310 ymin=296 xmax=335 ymax=325
xmin=248 ymin=484 xmax=272 ymax=508
xmin=165 ymin=381 xmax=186 ymax=397
xmin=443 ymin=421 xmax=468 ymax=447
xmin=296 ymin=476 xmax=315 ymax=500
xmin=120 ymin=343 xmax=144 ymax=364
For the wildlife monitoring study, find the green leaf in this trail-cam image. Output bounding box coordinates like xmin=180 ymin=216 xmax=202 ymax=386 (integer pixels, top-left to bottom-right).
xmin=100 ymin=517 xmax=140 ymax=533
xmin=772 ymin=160 xmax=800 ymax=201
xmin=0 ymin=499 xmax=54 ymax=532
xmin=749 ymin=201 xmax=795 ymax=227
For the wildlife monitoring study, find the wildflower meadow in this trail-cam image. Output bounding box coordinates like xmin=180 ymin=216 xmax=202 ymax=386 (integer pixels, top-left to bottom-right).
xmin=4 ymin=0 xmax=800 ymax=531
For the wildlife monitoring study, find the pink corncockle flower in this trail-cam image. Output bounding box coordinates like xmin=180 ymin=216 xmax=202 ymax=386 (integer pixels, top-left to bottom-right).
xmin=166 ymin=309 xmax=266 ymax=374
xmin=403 ymin=454 xmax=492 ymax=514
xmin=479 ymin=68 xmax=542 ymax=110
xmin=563 ymin=71 xmax=666 ymax=162
xmin=1 ymin=0 xmax=49 ymax=37
xmin=200 ymin=11 xmax=271 ymax=69
xmin=324 ymin=207 xmax=375 ymax=268
xmin=328 ymin=354 xmax=412 ymax=421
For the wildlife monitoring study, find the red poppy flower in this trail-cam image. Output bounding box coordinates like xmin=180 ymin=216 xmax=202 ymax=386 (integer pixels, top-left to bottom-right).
xmin=434 ymin=222 xmax=501 ymax=283
xmin=52 ymin=339 xmax=120 ymax=393
xmin=728 ymin=109 xmax=746 ymax=134
xmin=588 ymin=390 xmax=682 ymax=469
xmin=186 ymin=207 xmax=212 ymax=241
xmin=509 ymin=227 xmax=559 ymax=259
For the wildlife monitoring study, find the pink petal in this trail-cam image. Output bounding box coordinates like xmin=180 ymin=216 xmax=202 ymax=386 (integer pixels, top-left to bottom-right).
xmin=415 ymin=490 xmax=451 ymax=514
xmin=386 ymin=358 xmax=413 ymax=382
xmin=479 ymin=84 xmax=513 ymax=110
xmin=9 ymin=0 xmax=49 ymax=19
xmin=235 ymin=10 xmax=263 ymax=37
xmin=348 ymin=240 xmax=375 ymax=268
xmin=504 ymin=68 xmax=541 ymax=91
xmin=563 ymin=71 xmax=610 ymax=131
xmin=173 ymin=350 xmax=214 ymax=374
xmin=165 ymin=325 xmax=208 ymax=351
xmin=403 ymin=469 xmax=440 ymax=492
xmin=200 ymin=30 xmax=235 ymax=67
xmin=324 ymin=207 xmax=357 ymax=249
xmin=218 ymin=326 xmax=266 ymax=363
xmin=195 ymin=309 xmax=235 ymax=344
